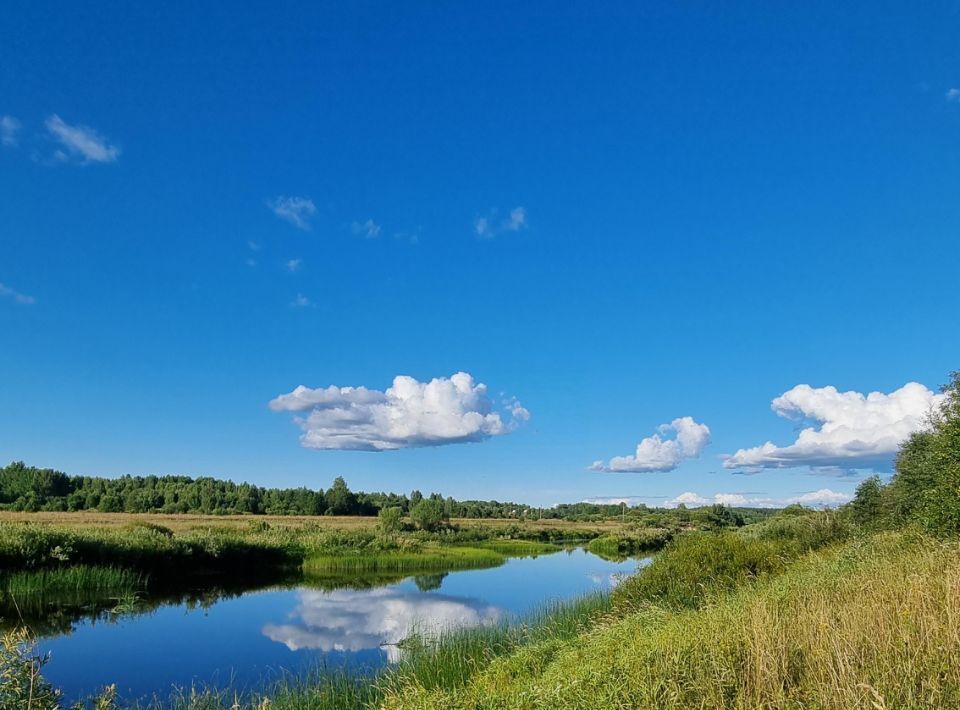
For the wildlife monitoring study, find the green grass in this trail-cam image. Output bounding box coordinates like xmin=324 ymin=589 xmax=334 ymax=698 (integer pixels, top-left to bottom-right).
xmin=586 ymin=528 xmax=673 ymax=560
xmin=302 ymin=545 xmax=506 ymax=573
xmin=3 ymin=565 xmax=145 ymax=598
xmin=471 ymin=540 xmax=562 ymax=557
xmin=385 ymin=532 xmax=960 ymax=709
xmin=18 ymin=509 xmax=955 ymax=710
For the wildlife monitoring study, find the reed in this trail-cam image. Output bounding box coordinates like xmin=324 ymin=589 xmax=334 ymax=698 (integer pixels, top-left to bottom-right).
xmin=302 ymin=545 xmax=505 ymax=574
xmin=3 ymin=565 xmax=145 ymax=598
xmin=472 ymin=540 xmax=561 ymax=557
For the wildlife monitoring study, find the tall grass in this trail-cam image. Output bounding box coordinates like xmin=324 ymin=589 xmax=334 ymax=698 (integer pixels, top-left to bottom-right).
xmin=587 ymin=528 xmax=673 ymax=560
xmin=302 ymin=545 xmax=505 ymax=573
xmin=382 ymin=533 xmax=960 ymax=709
xmin=472 ymin=540 xmax=561 ymax=557
xmin=4 ymin=565 xmax=145 ymax=597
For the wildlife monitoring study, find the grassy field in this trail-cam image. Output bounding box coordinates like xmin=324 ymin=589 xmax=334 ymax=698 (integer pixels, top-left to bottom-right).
xmin=0 ymin=512 xmax=636 ymax=618
xmin=5 ymin=510 xmax=959 ymax=709
xmin=0 ymin=511 xmax=629 ymax=535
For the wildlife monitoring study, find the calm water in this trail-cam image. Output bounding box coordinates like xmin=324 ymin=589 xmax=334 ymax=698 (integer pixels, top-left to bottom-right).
xmin=34 ymin=548 xmax=644 ymax=701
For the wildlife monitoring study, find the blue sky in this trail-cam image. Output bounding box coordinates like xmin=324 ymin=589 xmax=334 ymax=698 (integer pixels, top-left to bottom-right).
xmin=2 ymin=2 xmax=959 ymax=507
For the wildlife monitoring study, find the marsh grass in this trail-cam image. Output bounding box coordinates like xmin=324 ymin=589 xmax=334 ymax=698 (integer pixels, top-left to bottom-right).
xmin=471 ymin=540 xmax=561 ymax=557
xmin=4 ymin=566 xmax=145 ymax=598
xmin=302 ymin=545 xmax=505 ymax=574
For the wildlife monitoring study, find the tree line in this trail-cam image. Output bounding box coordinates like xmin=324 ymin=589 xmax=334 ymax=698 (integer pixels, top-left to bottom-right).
xmin=0 ymin=461 xmax=781 ymax=522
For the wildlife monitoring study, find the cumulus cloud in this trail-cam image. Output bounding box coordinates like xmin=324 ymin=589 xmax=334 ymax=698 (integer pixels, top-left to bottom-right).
xmin=667 ymin=489 xmax=851 ymax=509
xmin=45 ymin=114 xmax=120 ymax=163
xmin=474 ymin=206 xmax=527 ymax=238
xmin=270 ymin=372 xmax=529 ymax=451
xmin=724 ymin=382 xmax=944 ymax=473
xmin=268 ymin=196 xmax=316 ymax=229
xmin=262 ymin=587 xmax=503 ymax=663
xmin=286 ymin=258 xmax=302 ymax=272
xmin=0 ymin=282 xmax=35 ymax=305
xmin=670 ymin=491 xmax=709 ymax=506
xmin=1 ymin=115 xmax=20 ymax=147
xmin=289 ymin=293 xmax=312 ymax=308
xmin=584 ymin=489 xmax=851 ymax=509
xmin=352 ymin=219 xmax=381 ymax=238
xmin=589 ymin=417 xmax=711 ymax=473
xmin=946 ymin=88 xmax=960 ymax=102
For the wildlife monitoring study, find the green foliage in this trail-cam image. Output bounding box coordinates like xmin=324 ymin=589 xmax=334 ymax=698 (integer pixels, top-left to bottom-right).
xmin=0 ymin=627 xmax=62 ymax=710
xmin=842 ymin=369 xmax=960 ymax=536
xmin=303 ymin=545 xmax=504 ymax=573
xmin=587 ymin=528 xmax=672 ymax=559
xmin=740 ymin=509 xmax=852 ymax=553
xmin=849 ymin=475 xmax=887 ymax=528
xmin=410 ymin=498 xmax=447 ymax=531
xmin=377 ymin=506 xmax=403 ymax=534
xmin=695 ymin=504 xmax=745 ymax=530
xmin=611 ymin=531 xmax=786 ymax=611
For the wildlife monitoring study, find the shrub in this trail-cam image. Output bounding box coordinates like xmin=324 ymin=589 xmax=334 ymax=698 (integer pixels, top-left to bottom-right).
xmin=377 ymin=506 xmax=403 ymax=534
xmin=612 ymin=532 xmax=786 ymax=611
xmin=410 ymin=499 xmax=447 ymax=532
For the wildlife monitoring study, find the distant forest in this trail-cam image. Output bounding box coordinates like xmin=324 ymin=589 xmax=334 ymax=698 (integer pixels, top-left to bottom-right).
xmin=0 ymin=460 xmax=775 ymax=522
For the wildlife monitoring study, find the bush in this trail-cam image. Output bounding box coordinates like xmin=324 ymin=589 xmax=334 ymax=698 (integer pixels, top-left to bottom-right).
xmin=410 ymin=499 xmax=447 ymax=532
xmin=739 ymin=509 xmax=851 ymax=553
xmin=377 ymin=506 xmax=403 ymax=534
xmin=612 ymin=532 xmax=786 ymax=611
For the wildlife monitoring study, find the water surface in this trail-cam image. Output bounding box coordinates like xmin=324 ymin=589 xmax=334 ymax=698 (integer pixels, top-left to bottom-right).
xmin=33 ymin=548 xmax=644 ymax=701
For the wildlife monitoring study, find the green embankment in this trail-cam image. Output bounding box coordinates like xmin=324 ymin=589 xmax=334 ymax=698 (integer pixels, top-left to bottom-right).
xmin=303 ymin=545 xmax=506 ymax=573
xmin=382 ymin=531 xmax=958 ymax=709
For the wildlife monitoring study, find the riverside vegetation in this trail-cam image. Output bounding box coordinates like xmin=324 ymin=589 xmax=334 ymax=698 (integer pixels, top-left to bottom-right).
xmin=2 ymin=371 xmax=958 ymax=709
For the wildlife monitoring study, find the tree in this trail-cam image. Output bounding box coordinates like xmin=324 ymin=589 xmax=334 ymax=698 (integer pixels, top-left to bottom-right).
xmin=409 ymin=489 xmax=423 ymax=509
xmin=864 ymin=370 xmax=960 ymax=535
xmin=410 ymin=498 xmax=446 ymax=531
xmin=377 ymin=506 xmax=403 ymax=534
xmin=849 ymin=475 xmax=886 ymax=528
xmin=325 ymin=477 xmax=357 ymax=515
xmin=699 ymin=504 xmax=744 ymax=530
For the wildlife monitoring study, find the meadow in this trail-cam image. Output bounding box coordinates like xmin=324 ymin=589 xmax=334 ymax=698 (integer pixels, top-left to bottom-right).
xmin=2 ymin=373 xmax=958 ymax=709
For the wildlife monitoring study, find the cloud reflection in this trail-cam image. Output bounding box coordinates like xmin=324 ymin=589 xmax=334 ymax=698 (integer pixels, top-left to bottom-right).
xmin=262 ymin=587 xmax=503 ymax=662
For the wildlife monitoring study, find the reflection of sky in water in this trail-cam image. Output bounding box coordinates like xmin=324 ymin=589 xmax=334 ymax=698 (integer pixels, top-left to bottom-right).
xmin=263 ymin=588 xmax=503 ymax=662
xmin=36 ymin=548 xmax=644 ymax=702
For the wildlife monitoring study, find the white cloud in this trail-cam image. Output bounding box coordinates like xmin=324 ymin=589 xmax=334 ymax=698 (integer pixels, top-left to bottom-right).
xmin=505 ymin=207 xmax=526 ymax=231
xmin=474 ymin=206 xmax=527 ymax=238
xmin=670 ymin=491 xmax=709 ymax=506
xmin=352 ymin=219 xmax=381 ymax=239
xmin=44 ymin=114 xmax=120 ymax=163
xmin=724 ymin=382 xmax=944 ymax=473
xmin=713 ymin=493 xmax=748 ymax=506
xmin=946 ymin=88 xmax=960 ymax=102
xmin=286 ymin=258 xmax=302 ymax=272
xmin=270 ymin=372 xmax=528 ymax=451
xmin=590 ymin=416 xmax=711 ymax=473
xmin=1 ymin=116 xmax=21 ymax=147
xmin=581 ymin=497 xmax=649 ymax=507
xmin=268 ymin=196 xmax=316 ymax=230
xmin=262 ymin=587 xmax=502 ymax=663
xmin=667 ymin=488 xmax=851 ymax=509
xmin=0 ymin=282 xmax=35 ymax=305
xmin=289 ymin=293 xmax=312 ymax=308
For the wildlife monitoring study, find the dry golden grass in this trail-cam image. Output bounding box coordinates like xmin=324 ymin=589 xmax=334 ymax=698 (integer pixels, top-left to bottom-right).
xmin=384 ymin=533 xmax=960 ymax=709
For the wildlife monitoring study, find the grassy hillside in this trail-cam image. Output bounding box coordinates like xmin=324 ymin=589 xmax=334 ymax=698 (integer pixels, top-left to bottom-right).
xmin=383 ymin=532 xmax=958 ymax=709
